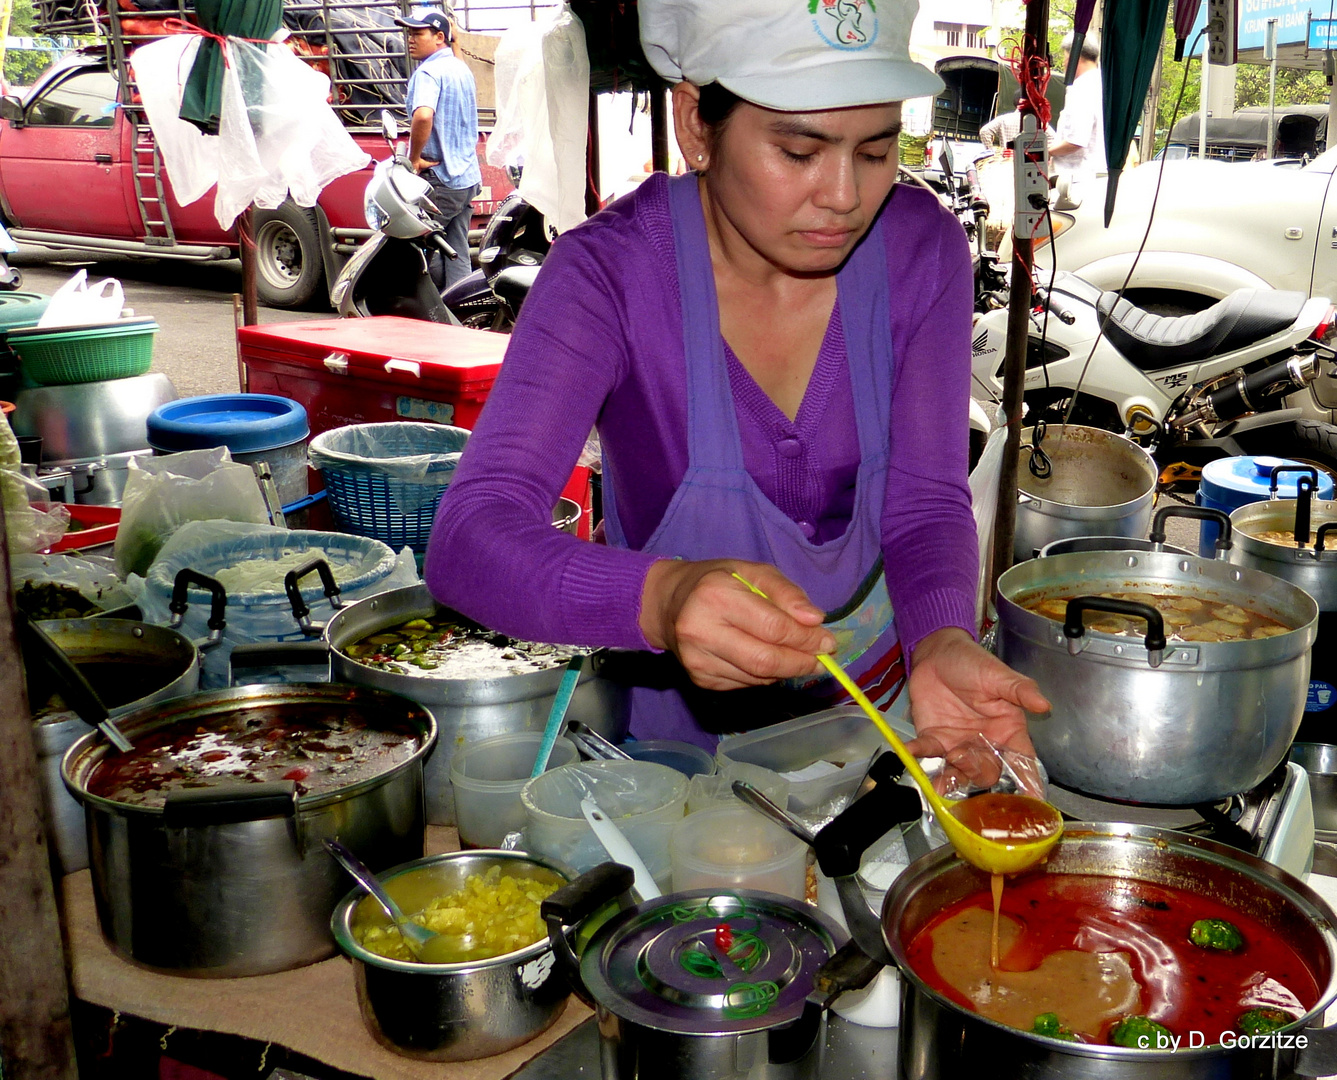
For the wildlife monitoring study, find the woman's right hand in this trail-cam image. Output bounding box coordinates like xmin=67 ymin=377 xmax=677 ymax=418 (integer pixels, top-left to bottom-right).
xmin=639 ymin=559 xmax=836 ymax=691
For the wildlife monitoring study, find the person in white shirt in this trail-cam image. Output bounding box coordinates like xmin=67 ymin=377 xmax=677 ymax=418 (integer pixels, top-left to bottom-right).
xmin=978 ymin=91 xmax=1056 ymax=153
xmin=1049 ymin=34 xmax=1106 ymax=184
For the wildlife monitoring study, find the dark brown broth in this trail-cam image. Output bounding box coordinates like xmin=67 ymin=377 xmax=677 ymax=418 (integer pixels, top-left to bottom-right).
xmin=1019 ymin=589 xmax=1290 ymax=643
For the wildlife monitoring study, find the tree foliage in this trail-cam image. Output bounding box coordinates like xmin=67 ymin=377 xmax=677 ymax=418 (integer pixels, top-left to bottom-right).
xmin=4 ymin=0 xmax=63 ymax=90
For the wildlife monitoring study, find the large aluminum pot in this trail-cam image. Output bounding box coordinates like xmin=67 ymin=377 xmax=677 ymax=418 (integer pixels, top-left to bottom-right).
xmin=882 ymin=825 xmax=1337 ymax=1080
xmin=330 ymin=849 xmax=575 ymax=1061
xmin=1014 ymin=425 xmax=1158 ymax=563
xmin=996 ymin=510 xmax=1318 ymax=804
xmin=31 ymin=618 xmax=202 ymax=876
xmin=280 ymin=583 xmax=630 ymax=825
xmin=1230 ymin=496 xmax=1337 ymax=611
xmin=62 ymin=683 xmax=436 ymax=977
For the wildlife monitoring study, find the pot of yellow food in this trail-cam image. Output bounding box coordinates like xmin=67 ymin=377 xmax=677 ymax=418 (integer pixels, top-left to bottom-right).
xmin=329 ymin=849 xmax=576 ymax=1061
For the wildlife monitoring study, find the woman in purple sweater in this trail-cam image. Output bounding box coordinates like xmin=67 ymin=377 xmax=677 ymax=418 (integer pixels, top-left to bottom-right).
xmin=424 ymin=0 xmax=1048 ymax=755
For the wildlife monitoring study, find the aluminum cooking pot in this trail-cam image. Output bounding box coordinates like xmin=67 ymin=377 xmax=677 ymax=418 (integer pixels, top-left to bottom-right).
xmin=543 ymin=863 xmax=856 ymax=1080
xmin=1014 ymin=425 xmax=1158 ymax=563
xmin=231 ymin=581 xmax=629 ymax=826
xmin=62 ymin=683 xmax=436 ymax=977
xmin=331 ymin=849 xmax=576 ymax=1061
xmin=996 ymin=505 xmax=1318 ymax=804
xmin=1229 ymin=467 xmax=1337 ymax=612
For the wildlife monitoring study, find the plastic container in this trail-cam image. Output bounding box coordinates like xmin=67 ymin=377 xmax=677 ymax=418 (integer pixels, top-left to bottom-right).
xmin=1196 ymin=455 xmax=1335 ymax=555
xmin=449 ymin=732 xmax=579 ymax=849
xmin=9 ymin=317 xmax=158 ymax=385
xmin=670 ymin=805 xmax=806 ymax=900
xmin=148 ymin=394 xmax=311 ymax=508
xmin=0 ymin=292 xmax=51 ymax=402
xmin=716 ymin=706 xmax=914 ymax=820
xmin=309 ymin=422 xmax=470 ymax=554
xmin=623 ymin=739 xmax=717 ymax=778
xmin=520 ymin=760 xmax=687 ymax=887
xmin=45 ymin=505 xmax=120 ymax=553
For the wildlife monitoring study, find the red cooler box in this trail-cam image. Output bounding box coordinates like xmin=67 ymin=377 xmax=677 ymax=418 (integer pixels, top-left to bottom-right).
xmin=238 ymin=317 xmax=592 ymax=537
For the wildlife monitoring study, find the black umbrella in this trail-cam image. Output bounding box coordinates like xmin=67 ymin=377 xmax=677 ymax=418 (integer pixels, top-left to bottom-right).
xmin=1101 ymin=0 xmax=1171 ymax=225
xmin=179 ymin=0 xmax=283 ymax=135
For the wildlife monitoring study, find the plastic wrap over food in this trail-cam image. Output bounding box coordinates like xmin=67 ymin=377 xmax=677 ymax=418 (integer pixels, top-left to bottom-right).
xmin=10 ymin=552 xmax=133 ymax=617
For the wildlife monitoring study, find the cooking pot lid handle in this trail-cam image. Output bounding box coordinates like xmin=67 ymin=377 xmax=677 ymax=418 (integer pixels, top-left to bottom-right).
xmin=541 ymin=862 xmax=636 ymax=1009
xmin=162 ymin=780 xmax=299 ymax=828
xmin=1150 ymin=504 xmax=1233 ymax=556
xmin=1063 ymin=597 xmax=1167 ymax=668
xmin=1268 ymin=463 xmax=1320 ymax=501
xmin=284 ymin=559 xmax=343 ymax=637
xmin=814 ymin=751 xmax=920 ymax=880
xmin=1316 ymin=521 xmax=1337 ymax=553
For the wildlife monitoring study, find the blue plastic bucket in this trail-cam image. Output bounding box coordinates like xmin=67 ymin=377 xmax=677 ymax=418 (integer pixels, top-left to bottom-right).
xmin=1196 ymin=455 xmax=1335 ymax=555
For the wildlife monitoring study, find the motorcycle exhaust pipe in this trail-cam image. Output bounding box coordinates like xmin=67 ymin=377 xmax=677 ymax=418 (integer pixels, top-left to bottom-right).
xmin=1172 ymin=354 xmax=1321 ymax=430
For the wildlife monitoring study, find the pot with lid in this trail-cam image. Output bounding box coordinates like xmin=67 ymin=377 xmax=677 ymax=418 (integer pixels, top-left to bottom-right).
xmin=542 ymin=863 xmax=853 ymax=1080
xmin=996 ymin=505 xmax=1318 ymax=804
xmin=61 ymin=682 xmax=436 ymax=977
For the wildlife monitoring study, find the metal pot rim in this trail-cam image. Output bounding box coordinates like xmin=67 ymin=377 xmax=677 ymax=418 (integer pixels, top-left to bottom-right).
xmin=1232 ymin=498 xmax=1337 ymax=562
xmin=329 ymin=849 xmax=575 ymax=973
xmin=60 ymin=682 xmax=438 ymax=816
xmin=884 ymin=823 xmax=1337 ymax=1058
xmin=1017 ymin=425 xmax=1158 ymax=512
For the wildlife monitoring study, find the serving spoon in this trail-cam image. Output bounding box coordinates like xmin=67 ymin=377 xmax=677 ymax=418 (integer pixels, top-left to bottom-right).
xmin=730 ymin=574 xmax=1062 ymax=876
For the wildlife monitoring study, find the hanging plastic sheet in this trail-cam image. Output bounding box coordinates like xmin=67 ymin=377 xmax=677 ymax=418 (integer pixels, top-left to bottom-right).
xmin=133 ymin=33 xmax=370 ymax=230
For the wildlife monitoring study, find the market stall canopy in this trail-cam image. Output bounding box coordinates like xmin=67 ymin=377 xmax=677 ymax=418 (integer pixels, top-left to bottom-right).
xmin=179 ymin=0 xmax=282 ymax=135
xmin=1173 ymin=0 xmax=1203 ymax=60
xmin=1101 ymin=0 xmax=1172 ymax=224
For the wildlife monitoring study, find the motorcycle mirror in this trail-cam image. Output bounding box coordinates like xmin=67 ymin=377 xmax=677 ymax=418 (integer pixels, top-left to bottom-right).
xmin=381 ymin=109 xmax=399 ymax=143
xmin=938 ymin=139 xmax=956 ymax=180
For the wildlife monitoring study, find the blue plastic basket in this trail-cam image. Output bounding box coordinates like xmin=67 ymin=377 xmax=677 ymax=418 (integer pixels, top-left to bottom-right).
xmin=308 ymin=422 xmax=470 ymax=553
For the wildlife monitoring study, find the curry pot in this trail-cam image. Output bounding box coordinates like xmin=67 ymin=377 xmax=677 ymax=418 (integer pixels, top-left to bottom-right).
xmin=996 ymin=509 xmax=1318 ymax=804
xmin=1230 ymin=497 xmax=1337 ymax=611
xmin=61 ymin=683 xmax=436 ymax=977
xmin=234 ymin=583 xmax=630 ymax=825
xmin=879 ymin=825 xmax=1337 ymax=1079
xmin=1014 ymin=425 xmax=1158 ymax=563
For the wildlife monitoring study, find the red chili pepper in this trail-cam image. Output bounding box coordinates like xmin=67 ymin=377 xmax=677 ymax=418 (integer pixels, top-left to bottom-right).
xmin=200 ymin=750 xmax=229 ymax=763
xmin=714 ymin=923 xmax=733 ymax=953
xmin=282 ymin=766 xmax=311 ymax=782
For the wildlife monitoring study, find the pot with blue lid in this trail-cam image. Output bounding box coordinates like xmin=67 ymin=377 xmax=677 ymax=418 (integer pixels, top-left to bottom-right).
xmin=1197 ymin=455 xmax=1335 ymax=555
xmin=147 ymin=393 xmax=310 ymax=508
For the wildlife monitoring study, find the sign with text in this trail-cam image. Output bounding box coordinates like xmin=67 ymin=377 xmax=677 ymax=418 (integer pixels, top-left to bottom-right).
xmin=1309 ymin=15 xmax=1337 ymax=46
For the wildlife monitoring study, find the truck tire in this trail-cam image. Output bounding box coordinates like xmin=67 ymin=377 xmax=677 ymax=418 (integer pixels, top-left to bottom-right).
xmin=253 ymin=203 xmax=323 ymax=309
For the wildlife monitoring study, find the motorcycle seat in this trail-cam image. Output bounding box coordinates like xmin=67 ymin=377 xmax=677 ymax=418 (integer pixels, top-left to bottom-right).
xmin=1095 ymin=287 xmax=1310 ymax=370
xmin=493 ymin=265 xmax=540 ymax=314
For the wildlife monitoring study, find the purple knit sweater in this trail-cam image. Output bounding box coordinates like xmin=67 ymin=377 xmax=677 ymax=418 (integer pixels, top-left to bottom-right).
xmin=424 ymin=173 xmax=978 ymax=658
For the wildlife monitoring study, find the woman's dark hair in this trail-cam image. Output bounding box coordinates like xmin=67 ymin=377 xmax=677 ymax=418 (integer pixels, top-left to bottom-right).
xmin=697 ymin=82 xmax=744 ymax=129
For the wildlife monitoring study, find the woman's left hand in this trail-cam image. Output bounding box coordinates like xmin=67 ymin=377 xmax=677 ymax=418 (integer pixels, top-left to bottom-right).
xmin=901 ymin=627 xmax=1050 ymax=762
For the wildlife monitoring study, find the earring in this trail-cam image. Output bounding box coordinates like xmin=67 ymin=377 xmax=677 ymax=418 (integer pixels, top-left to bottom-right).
xmin=697 ymin=154 xmax=704 ymax=162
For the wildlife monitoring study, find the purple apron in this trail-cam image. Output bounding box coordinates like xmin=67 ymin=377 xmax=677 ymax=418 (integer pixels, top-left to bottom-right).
xmin=601 ymin=174 xmax=903 ymax=749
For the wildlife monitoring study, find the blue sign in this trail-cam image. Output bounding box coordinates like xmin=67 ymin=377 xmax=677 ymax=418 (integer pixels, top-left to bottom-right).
xmin=1308 ymin=680 xmax=1336 ymax=713
xmin=1237 ymin=0 xmax=1319 ymax=50
xmin=1310 ymin=15 xmax=1337 ymax=46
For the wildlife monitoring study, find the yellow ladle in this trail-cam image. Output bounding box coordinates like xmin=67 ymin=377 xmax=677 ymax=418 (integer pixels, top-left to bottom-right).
xmin=731 ymin=573 xmax=1062 ymax=875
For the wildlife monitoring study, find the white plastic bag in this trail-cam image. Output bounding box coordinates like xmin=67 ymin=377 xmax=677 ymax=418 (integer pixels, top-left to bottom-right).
xmin=132 ymin=34 xmax=370 ymax=230
xmin=0 ymin=417 xmax=70 ymax=554
xmin=36 ymin=269 xmax=126 ymax=329
xmin=115 ymin=447 xmax=271 ymax=577
xmin=969 ymin=421 xmax=1007 ymax=631
xmin=488 ymin=4 xmax=590 ymax=234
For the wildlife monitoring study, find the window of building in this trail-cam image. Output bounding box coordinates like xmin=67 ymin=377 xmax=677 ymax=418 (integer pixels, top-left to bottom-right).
xmin=934 ymin=20 xmax=962 ymax=47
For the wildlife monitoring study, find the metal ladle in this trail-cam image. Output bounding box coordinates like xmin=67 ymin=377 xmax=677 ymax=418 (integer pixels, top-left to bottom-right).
xmin=730 ymin=574 xmax=1063 ymax=876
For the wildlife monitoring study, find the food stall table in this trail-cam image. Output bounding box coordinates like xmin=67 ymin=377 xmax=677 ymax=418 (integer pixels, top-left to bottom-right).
xmin=61 ymin=826 xmax=592 ymax=1080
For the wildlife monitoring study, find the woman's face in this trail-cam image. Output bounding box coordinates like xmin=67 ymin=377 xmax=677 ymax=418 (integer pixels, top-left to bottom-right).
xmin=696 ymin=98 xmax=903 ymax=275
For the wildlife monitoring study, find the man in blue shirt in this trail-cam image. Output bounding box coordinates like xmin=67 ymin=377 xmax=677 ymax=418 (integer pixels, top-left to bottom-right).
xmin=395 ymin=7 xmax=482 ymax=288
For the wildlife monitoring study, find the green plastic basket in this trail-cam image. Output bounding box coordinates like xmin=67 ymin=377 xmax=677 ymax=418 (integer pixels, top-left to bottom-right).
xmin=8 ymin=318 xmax=158 ymax=385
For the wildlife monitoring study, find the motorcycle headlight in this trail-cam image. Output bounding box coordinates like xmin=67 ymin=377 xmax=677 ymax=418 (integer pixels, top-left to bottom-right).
xmin=364 ymin=189 xmax=389 ymax=232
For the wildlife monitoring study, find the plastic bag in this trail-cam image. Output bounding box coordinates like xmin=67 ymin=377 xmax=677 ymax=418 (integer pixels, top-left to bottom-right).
xmin=132 ymin=34 xmax=370 ymax=230
xmin=114 ymin=447 xmax=271 ymax=577
xmin=0 ymin=418 xmax=70 ymax=554
xmin=487 ymin=4 xmax=590 ymax=234
xmin=36 ymin=269 xmax=126 ymax=329
xmin=915 ymin=735 xmax=1051 ymax=852
xmin=10 ymin=552 xmax=133 ymax=615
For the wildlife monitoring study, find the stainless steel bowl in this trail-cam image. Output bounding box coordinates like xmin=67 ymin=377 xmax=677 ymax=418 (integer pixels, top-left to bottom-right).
xmin=330 ymin=849 xmax=575 ymax=1061
xmin=12 ymin=372 xmax=176 ymax=461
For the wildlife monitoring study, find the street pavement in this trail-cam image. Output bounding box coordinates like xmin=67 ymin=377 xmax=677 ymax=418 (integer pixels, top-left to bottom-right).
xmin=10 ymin=246 xmax=331 ymax=399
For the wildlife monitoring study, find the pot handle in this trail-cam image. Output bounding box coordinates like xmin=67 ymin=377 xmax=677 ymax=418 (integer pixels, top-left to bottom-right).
xmin=162 ymin=780 xmax=299 ymax=828
xmin=541 ymin=861 xmax=636 ymax=1008
xmin=168 ymin=569 xmax=228 ymax=650
xmin=285 ymin=559 xmax=344 ymax=638
xmin=1315 ymin=522 xmax=1337 ymax=553
xmin=1149 ymin=504 xmax=1232 ymax=557
xmin=1294 ymin=1024 xmax=1337 ymax=1075
xmin=228 ymin=641 xmax=332 ymax=687
xmin=1063 ymin=597 xmax=1167 ymax=668
xmin=1269 ymin=463 xmax=1320 ymax=501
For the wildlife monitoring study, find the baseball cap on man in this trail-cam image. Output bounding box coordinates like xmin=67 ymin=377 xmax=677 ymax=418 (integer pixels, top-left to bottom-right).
xmin=639 ymin=0 xmax=942 ymax=112
xmin=395 ymin=7 xmax=452 ymax=39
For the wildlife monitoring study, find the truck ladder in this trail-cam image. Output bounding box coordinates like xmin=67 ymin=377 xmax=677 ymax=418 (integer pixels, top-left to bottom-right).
xmin=129 ymin=120 xmax=177 ymax=247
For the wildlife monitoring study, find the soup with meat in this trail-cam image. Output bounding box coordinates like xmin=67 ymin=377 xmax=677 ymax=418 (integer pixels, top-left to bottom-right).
xmin=904 ymin=873 xmax=1319 ymax=1047
xmin=1018 ymin=589 xmax=1291 ymax=643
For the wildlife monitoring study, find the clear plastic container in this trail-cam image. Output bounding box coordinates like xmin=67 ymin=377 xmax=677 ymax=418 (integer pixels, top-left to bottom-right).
xmin=520 ymin=760 xmax=688 ymax=887
xmin=624 ymin=739 xmax=717 ymax=778
xmin=449 ymin=732 xmax=579 ymax=849
xmin=670 ymin=805 xmax=807 ymax=900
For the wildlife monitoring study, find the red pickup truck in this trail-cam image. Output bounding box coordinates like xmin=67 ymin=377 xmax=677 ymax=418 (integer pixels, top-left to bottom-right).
xmin=0 ymin=4 xmax=509 ymax=309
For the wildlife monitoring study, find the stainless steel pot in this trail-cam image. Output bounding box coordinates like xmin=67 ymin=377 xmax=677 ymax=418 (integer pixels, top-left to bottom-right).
xmin=32 ymin=617 xmax=204 ymax=876
xmin=234 ymin=582 xmax=630 ymax=825
xmin=61 ymin=683 xmax=436 ymax=977
xmin=11 ymin=372 xmax=176 ymax=461
xmin=1230 ymin=497 xmax=1337 ymax=611
xmin=543 ymin=864 xmax=848 ymax=1080
xmin=330 ymin=849 xmax=575 ymax=1060
xmin=996 ymin=507 xmax=1318 ymax=804
xmin=880 ymin=825 xmax=1337 ymax=1080
xmin=1014 ymin=425 xmax=1158 ymax=563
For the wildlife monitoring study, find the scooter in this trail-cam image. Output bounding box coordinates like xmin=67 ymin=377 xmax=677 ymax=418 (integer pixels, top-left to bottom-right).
xmin=0 ymin=220 xmax=22 ymax=290
xmin=970 ymin=269 xmax=1337 ymax=470
xmin=439 ymin=186 xmax=550 ymax=331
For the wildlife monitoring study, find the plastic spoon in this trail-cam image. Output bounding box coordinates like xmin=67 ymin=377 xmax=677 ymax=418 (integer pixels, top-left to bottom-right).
xmin=580 ymin=796 xmax=661 ymax=901
xmin=530 ymin=656 xmax=584 ymax=778
xmin=729 ymin=573 xmax=1062 ymax=876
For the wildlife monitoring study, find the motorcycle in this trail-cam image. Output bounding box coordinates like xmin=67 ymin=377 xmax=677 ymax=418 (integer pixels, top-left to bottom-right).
xmin=440 ymin=185 xmax=550 ymax=331
xmin=970 ymin=268 xmax=1337 ymax=471
xmin=0 ymin=219 xmax=22 ymax=290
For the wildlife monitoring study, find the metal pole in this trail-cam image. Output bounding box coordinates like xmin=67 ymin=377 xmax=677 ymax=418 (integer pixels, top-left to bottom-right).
xmin=650 ymin=85 xmax=670 ymax=174
xmin=1199 ymin=49 xmax=1210 ymax=159
xmin=0 ymin=503 xmax=80 ymax=1080
xmin=1266 ymin=19 xmax=1279 ymax=159
xmin=988 ymin=0 xmax=1048 ymax=602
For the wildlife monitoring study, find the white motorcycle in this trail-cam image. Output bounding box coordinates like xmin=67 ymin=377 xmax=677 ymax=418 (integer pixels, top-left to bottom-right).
xmin=971 ymin=270 xmax=1337 ymax=470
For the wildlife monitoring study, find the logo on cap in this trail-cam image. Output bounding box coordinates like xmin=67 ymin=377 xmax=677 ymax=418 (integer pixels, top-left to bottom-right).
xmin=809 ymin=0 xmax=878 ymax=51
